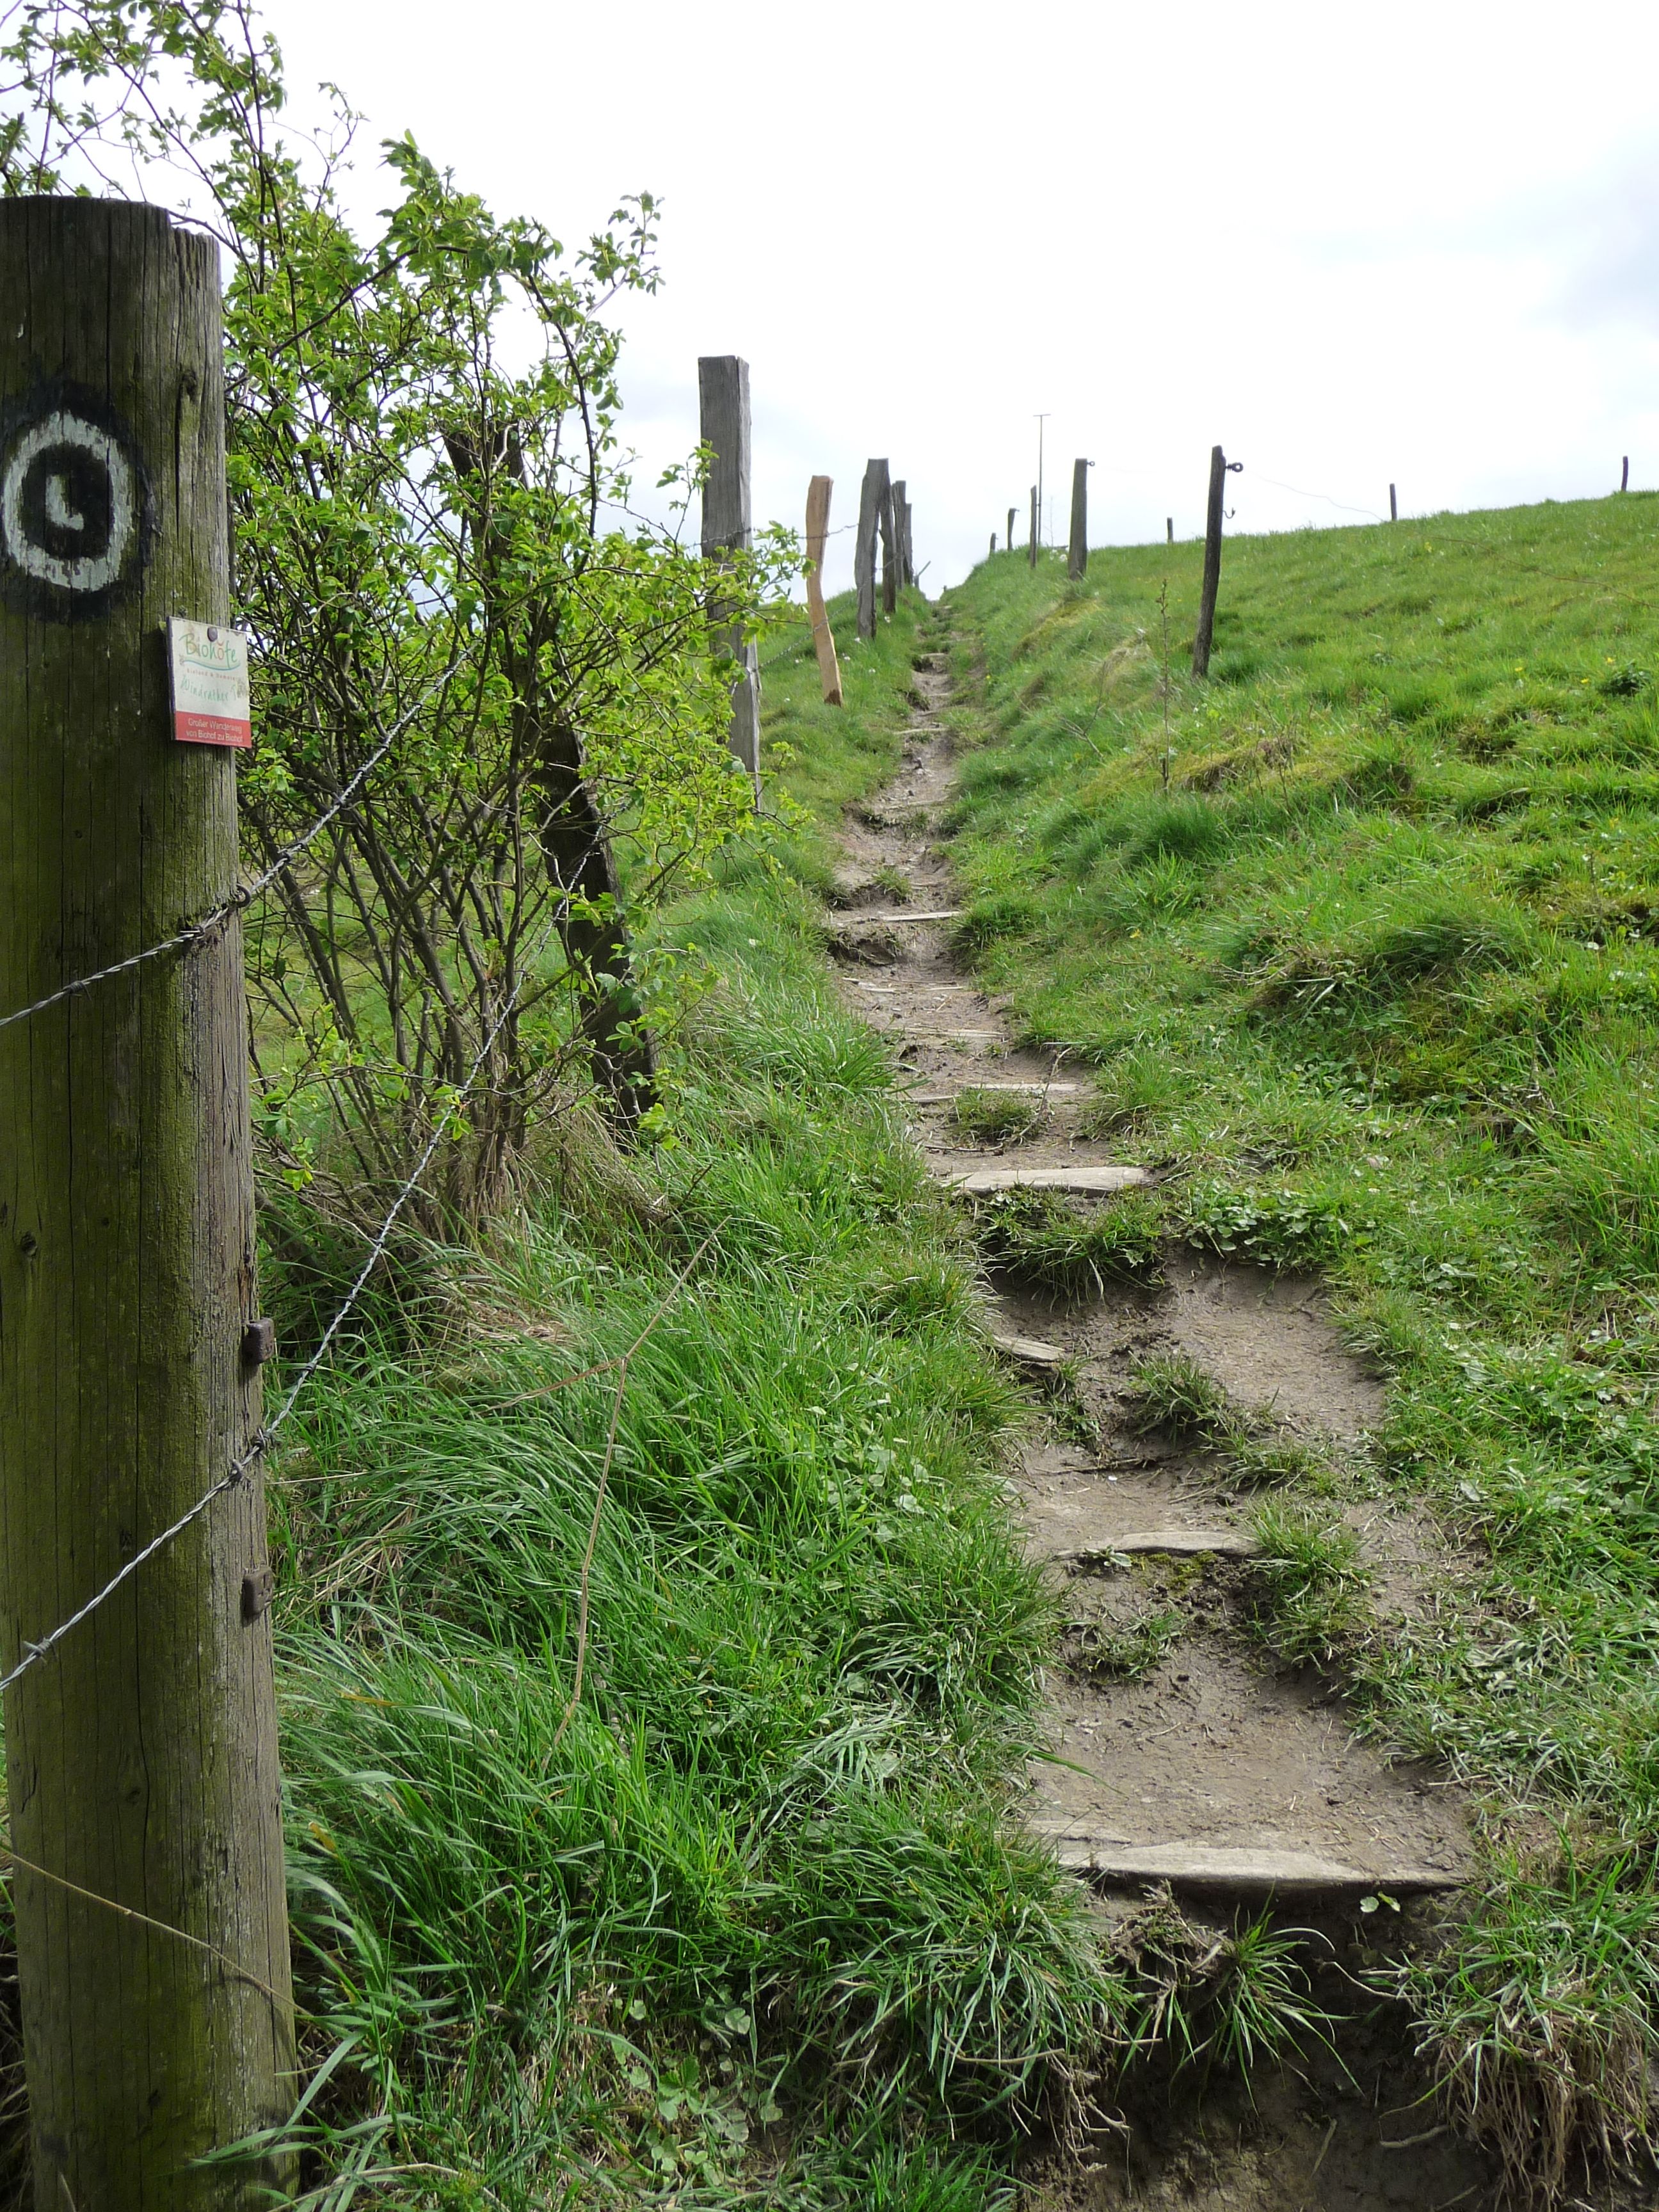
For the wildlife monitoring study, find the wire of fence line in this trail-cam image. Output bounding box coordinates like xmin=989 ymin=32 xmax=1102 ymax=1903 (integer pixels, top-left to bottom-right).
xmin=0 ymin=640 xmax=481 ymax=1039
xmin=0 ymin=916 xmax=557 ymax=1701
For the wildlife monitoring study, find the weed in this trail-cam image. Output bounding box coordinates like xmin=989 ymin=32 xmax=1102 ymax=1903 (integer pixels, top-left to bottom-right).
xmin=952 ymin=1088 xmax=1041 ymax=1146
xmin=973 ymin=1188 xmax=1166 ymax=1295
xmin=1123 ymin=1350 xmax=1244 ymax=1445
xmin=1248 ymin=1502 xmax=1371 ymax=1665
xmin=1068 ymin=1606 xmax=1184 ymax=1681
xmin=1114 ymin=1886 xmax=1342 ymax=2082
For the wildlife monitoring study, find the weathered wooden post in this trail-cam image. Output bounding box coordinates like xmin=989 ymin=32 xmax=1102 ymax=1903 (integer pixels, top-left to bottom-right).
xmin=892 ymin=481 xmax=915 ymax=588
xmin=698 ymin=355 xmax=760 ymax=789
xmin=990 ymin=531 xmax=997 ymax=557
xmin=1166 ymin=517 xmax=1174 ymax=543
xmin=855 ymin=456 xmax=888 ymax=641
xmin=805 ymin=475 xmax=844 ymax=706
xmin=1390 ymin=481 xmax=1398 ymax=522
xmin=1621 ymin=456 xmax=1629 ymax=493
xmin=879 ymin=473 xmax=898 ymax=616
xmin=1006 ymin=505 xmax=1016 ymax=554
xmin=1192 ymin=444 xmax=1228 ymax=678
xmin=1068 ymin=458 xmax=1089 ymax=581
xmin=0 ymin=197 xmax=294 ymax=2212
xmin=1028 ymin=485 xmax=1039 ymax=569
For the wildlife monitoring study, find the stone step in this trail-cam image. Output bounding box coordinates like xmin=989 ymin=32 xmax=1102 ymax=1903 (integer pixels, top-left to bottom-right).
xmin=1029 ymin=1831 xmax=1463 ymax=1895
xmin=1063 ymin=1527 xmax=1260 ymax=1563
xmin=944 ymin=1164 xmax=1151 ymax=1196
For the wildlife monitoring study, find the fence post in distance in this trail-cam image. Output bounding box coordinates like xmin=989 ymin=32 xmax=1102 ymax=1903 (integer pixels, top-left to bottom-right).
xmin=1068 ymin=458 xmax=1089 ymax=581
xmin=1191 ymin=443 xmax=1228 ymax=678
xmin=698 ymin=355 xmax=760 ymax=790
xmin=805 ymin=475 xmax=843 ymax=706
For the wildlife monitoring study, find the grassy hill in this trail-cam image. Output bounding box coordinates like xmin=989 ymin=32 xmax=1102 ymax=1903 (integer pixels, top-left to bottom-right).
xmin=938 ymin=494 xmax=1659 ymax=2195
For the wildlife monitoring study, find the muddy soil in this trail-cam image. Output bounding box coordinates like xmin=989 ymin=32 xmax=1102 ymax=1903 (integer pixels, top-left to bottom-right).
xmin=825 ymin=616 xmax=1509 ymax=2211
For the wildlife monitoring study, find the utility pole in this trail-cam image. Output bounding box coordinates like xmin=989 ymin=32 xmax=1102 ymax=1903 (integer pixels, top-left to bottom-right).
xmin=698 ymin=355 xmax=760 ymax=791
xmin=1034 ymin=412 xmax=1050 ymax=550
xmin=1192 ymin=442 xmax=1238 ymax=678
xmin=0 ymin=196 xmax=293 ymax=2212
xmin=1068 ymin=458 xmax=1090 ymax=581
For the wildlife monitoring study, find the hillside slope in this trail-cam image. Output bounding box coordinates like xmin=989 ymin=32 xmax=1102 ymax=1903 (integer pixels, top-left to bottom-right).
xmin=939 ymin=496 xmax=1659 ymax=2201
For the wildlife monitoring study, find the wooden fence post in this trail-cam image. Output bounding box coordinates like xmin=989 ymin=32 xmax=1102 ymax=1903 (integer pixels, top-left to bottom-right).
xmin=1622 ymin=456 xmax=1630 ymax=493
xmin=1028 ymin=484 xmax=1038 ymax=569
xmin=1390 ymin=482 xmax=1398 ymax=522
xmin=805 ymin=475 xmax=844 ymax=706
xmin=698 ymin=355 xmax=760 ymax=789
xmin=0 ymin=196 xmax=294 ymax=2212
xmin=990 ymin=532 xmax=997 ymax=557
xmin=1192 ymin=443 xmax=1228 ymax=677
xmin=879 ymin=473 xmax=898 ymax=616
xmin=1006 ymin=506 xmax=1016 ymax=554
xmin=855 ymin=457 xmax=888 ymax=640
xmin=891 ymin=477 xmax=911 ymax=590
xmin=1166 ymin=517 xmax=1173 ymax=543
xmin=902 ymin=498 xmax=915 ymax=588
xmin=1068 ymin=458 xmax=1089 ymax=581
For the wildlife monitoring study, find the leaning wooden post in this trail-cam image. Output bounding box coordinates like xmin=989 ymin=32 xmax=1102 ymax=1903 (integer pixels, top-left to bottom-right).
xmin=698 ymin=355 xmax=760 ymax=791
xmin=1192 ymin=443 xmax=1228 ymax=677
xmin=1068 ymin=458 xmax=1089 ymax=580
xmin=854 ymin=456 xmax=887 ymax=640
xmin=0 ymin=197 xmax=294 ymax=2212
xmin=805 ymin=475 xmax=844 ymax=706
xmin=1027 ymin=485 xmax=1039 ymax=568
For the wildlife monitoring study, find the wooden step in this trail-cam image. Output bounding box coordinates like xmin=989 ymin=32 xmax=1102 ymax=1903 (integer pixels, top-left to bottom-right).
xmin=1030 ymin=1832 xmax=1463 ymax=1895
xmin=1063 ymin=1527 xmax=1260 ymax=1563
xmin=945 ymin=1164 xmax=1150 ymax=1196
xmin=989 ymin=1330 xmax=1067 ymax=1368
xmin=831 ymin=908 xmax=960 ymax=925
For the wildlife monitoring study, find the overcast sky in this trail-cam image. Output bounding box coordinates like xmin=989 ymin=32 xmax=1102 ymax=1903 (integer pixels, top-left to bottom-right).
xmin=260 ymin=0 xmax=1659 ymax=597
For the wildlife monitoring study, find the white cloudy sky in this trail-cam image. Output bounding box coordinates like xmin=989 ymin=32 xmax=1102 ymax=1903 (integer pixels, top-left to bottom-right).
xmin=259 ymin=0 xmax=1659 ymax=597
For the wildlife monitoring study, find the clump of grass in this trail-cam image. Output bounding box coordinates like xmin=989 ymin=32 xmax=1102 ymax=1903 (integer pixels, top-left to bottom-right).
xmin=1248 ymin=1502 xmax=1371 ymax=1664
xmin=1123 ymin=1350 xmax=1246 ymax=1445
xmin=973 ymin=1187 xmax=1166 ymax=1295
xmin=1226 ymin=1434 xmax=1334 ymax=1490
xmin=952 ymin=1087 xmax=1041 ymax=1145
xmin=1399 ymin=1836 xmax=1659 ymax=2208
xmin=1068 ymin=1605 xmax=1184 ymax=1681
xmin=1115 ymin=1887 xmax=1340 ymax=2083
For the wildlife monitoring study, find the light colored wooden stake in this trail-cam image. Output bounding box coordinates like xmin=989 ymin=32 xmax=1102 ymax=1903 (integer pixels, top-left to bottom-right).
xmin=0 ymin=194 xmax=294 ymax=2212
xmin=698 ymin=355 xmax=760 ymax=789
xmin=805 ymin=474 xmax=843 ymax=705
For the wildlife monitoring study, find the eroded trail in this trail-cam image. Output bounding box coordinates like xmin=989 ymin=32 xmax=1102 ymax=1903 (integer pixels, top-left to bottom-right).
xmin=828 ymin=618 xmax=1500 ymax=2212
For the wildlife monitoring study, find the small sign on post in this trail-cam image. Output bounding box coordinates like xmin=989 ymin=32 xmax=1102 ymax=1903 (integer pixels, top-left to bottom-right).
xmin=167 ymin=616 xmax=251 ymax=748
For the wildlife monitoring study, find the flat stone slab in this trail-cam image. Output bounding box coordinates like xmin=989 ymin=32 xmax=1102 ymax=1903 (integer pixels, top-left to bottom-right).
xmin=945 ymin=1164 xmax=1151 ymax=1195
xmin=1032 ymin=1835 xmax=1463 ymax=1895
xmin=1064 ymin=1528 xmax=1260 ymax=1562
xmin=831 ymin=908 xmax=960 ymax=925
xmin=990 ymin=1330 xmax=1067 ymax=1368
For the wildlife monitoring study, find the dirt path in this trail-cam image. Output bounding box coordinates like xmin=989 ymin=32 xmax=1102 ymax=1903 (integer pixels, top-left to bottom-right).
xmin=828 ymin=615 xmax=1502 ymax=2211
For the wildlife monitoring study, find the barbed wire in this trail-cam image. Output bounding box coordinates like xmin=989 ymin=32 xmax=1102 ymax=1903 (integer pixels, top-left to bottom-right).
xmin=0 ymin=642 xmax=479 ymax=1040
xmin=0 ymin=918 xmax=554 ymax=1703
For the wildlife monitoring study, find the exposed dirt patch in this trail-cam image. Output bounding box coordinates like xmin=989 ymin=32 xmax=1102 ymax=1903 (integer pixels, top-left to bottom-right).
xmin=828 ymin=618 xmax=1504 ymax=2209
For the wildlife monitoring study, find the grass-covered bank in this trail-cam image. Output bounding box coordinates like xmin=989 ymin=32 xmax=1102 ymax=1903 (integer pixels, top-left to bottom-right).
xmin=252 ymin=591 xmax=1110 ymax=2209
xmin=940 ymin=502 xmax=1659 ymax=2200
